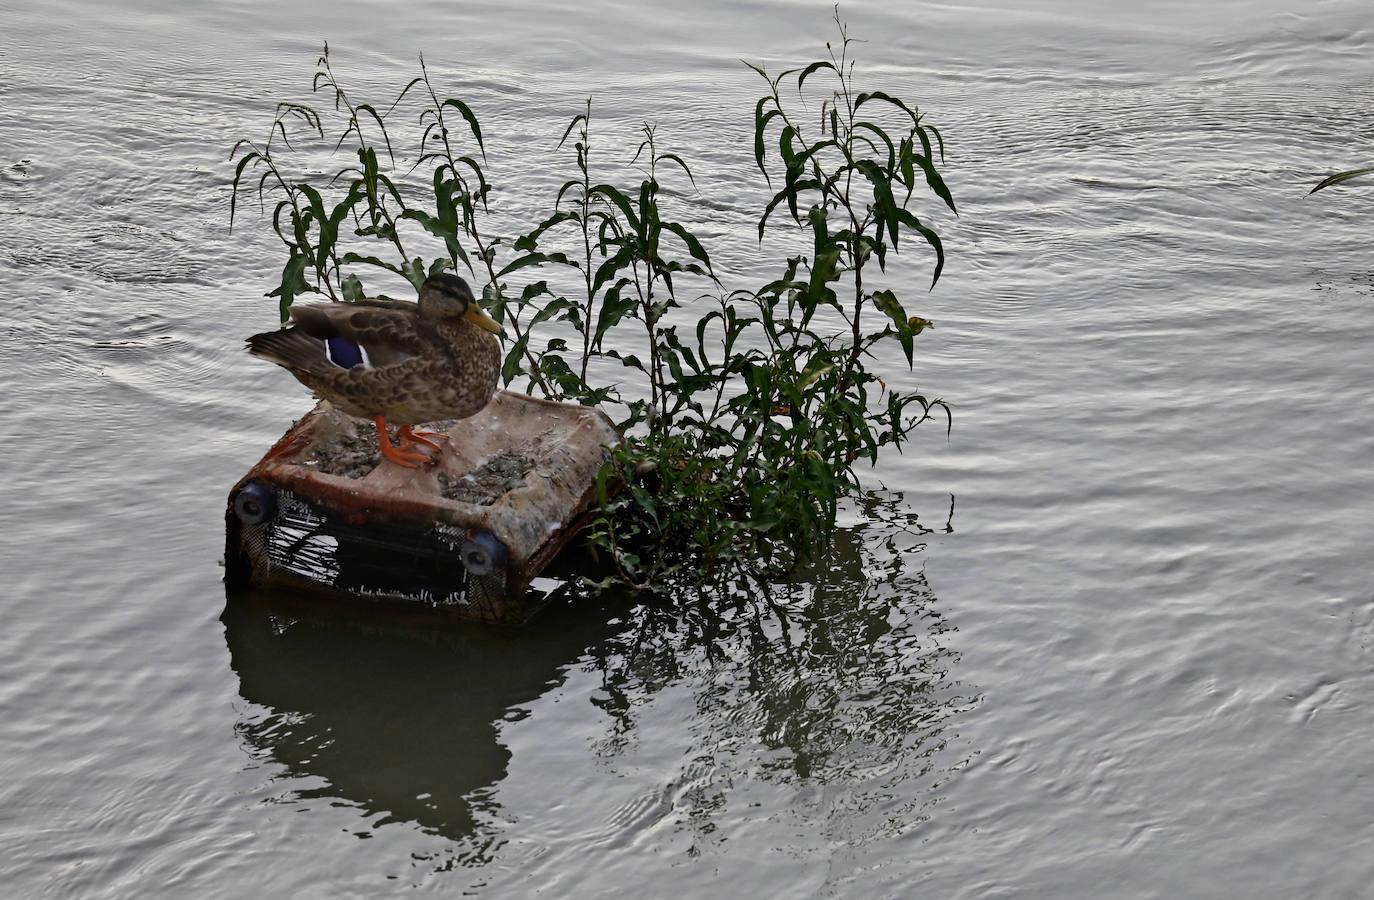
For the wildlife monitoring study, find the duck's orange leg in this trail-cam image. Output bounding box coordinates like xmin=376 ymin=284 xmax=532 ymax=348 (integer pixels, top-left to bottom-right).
xmin=398 ymin=424 xmax=450 ymax=452
xmin=375 ymin=415 xmax=433 ymax=468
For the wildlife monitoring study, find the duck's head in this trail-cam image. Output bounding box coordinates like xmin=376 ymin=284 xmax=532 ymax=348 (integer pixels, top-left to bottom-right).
xmin=419 ymin=273 xmax=504 ymax=335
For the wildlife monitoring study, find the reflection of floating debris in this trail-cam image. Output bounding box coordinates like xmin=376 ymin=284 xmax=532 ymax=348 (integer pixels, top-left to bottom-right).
xmin=225 ymin=391 xmax=618 ymax=624
xmin=221 ymin=590 xmax=608 ymax=847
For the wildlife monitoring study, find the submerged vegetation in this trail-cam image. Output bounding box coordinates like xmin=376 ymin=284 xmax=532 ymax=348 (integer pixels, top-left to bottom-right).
xmin=230 ymin=15 xmax=956 ymax=585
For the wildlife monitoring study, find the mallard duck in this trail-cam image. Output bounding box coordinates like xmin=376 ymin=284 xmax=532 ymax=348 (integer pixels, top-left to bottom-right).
xmin=246 ymin=273 xmax=503 ymax=468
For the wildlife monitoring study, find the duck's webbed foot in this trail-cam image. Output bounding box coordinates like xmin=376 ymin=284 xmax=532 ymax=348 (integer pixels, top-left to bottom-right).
xmin=375 ymin=416 xmax=435 ymax=469
xmin=398 ymin=424 xmax=450 ymax=452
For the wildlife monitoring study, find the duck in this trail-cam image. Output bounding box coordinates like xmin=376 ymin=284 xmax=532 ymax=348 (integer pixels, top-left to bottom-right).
xmin=246 ymin=273 xmax=503 ymax=468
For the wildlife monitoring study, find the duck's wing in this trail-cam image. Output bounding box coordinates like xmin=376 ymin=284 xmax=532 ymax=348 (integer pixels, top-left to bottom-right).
xmin=286 ymin=301 xmax=436 ymax=368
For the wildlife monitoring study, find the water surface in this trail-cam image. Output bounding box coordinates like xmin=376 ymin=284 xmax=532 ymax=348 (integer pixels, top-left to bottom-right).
xmin=3 ymin=0 xmax=1374 ymax=896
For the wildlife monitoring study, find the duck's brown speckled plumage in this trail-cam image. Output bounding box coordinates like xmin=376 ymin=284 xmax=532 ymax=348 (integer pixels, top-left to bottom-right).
xmin=246 ymin=274 xmax=502 ymax=427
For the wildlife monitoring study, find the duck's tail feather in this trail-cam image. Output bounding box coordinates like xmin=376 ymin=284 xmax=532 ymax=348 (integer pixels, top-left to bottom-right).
xmin=246 ymin=327 xmax=331 ymax=374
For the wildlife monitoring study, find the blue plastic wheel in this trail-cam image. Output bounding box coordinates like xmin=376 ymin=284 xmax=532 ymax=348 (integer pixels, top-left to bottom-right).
xmin=460 ymin=531 xmax=508 ymax=576
xmin=233 ymin=481 xmax=278 ymax=526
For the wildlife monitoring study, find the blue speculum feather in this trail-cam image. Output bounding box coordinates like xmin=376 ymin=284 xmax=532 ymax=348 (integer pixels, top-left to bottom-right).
xmin=325 ymin=336 xmax=366 ymax=369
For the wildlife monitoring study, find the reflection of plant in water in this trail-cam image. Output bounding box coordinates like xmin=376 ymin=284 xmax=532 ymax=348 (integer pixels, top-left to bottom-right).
xmin=582 ymin=492 xmax=976 ymax=844
xmin=224 ymin=492 xmax=973 ymax=870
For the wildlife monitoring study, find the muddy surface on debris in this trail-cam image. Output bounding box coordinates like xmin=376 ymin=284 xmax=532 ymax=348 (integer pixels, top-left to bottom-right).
xmin=438 ymin=450 xmax=534 ymax=505
xmin=309 ymin=420 xmax=458 ymax=478
xmin=310 ymin=421 xmax=382 ymax=477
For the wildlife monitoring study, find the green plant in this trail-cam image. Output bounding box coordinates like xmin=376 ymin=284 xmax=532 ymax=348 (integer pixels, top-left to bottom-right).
xmin=229 ymin=46 xmax=521 ymax=331
xmin=493 ymin=108 xmax=715 ymax=419
xmin=1312 ymin=165 xmax=1374 ymax=193
xmin=230 ymin=15 xmax=956 ymax=587
xmin=577 ymin=17 xmax=956 ymax=584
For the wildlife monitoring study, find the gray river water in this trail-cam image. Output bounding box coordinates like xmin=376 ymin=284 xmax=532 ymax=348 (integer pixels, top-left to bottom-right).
xmin=3 ymin=0 xmax=1374 ymax=897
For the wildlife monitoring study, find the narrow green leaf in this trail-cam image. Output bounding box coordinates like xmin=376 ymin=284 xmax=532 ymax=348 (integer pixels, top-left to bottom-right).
xmin=516 ymin=209 xmax=579 ymax=251
xmin=925 ymin=122 xmax=947 ymax=162
xmin=778 ymin=124 xmax=799 ymax=167
xmin=590 ymin=183 xmax=642 ymax=233
xmin=912 ymin=152 xmax=957 ymax=214
xmin=1311 ymin=165 xmax=1374 ymax=193
xmin=604 ymin=349 xmax=646 ymax=372
xmin=900 ymin=136 xmax=916 ymax=190
xmin=854 ymin=121 xmax=896 ymax=171
xmin=592 ymin=246 xmax=633 ymax=296
xmin=872 ymin=288 xmax=914 ymax=366
xmin=594 ymin=282 xmax=638 ymax=349
xmin=657 ymin=152 xmax=696 ymax=186
xmin=498 ymin=252 xmax=562 ymax=278
xmin=755 ymin=107 xmax=782 ymax=181
xmin=502 ymin=333 xmax=529 ymax=384
xmin=558 ymin=112 xmax=587 ymax=149
xmin=228 ymin=150 xmax=262 ymax=229
xmin=531 ymin=296 xmax=575 ymax=327
xmin=662 ymin=221 xmax=713 ymax=273
xmin=797 ymin=60 xmax=836 ymax=92
xmin=401 ymin=256 xmax=427 ymax=290
xmin=554 ymin=178 xmax=583 ymax=210
xmin=742 ymin=59 xmax=770 ymax=81
xmin=758 ymin=178 xmax=821 ymax=239
xmin=854 ymin=90 xmax=918 ymax=123
xmin=355 ymin=103 xmax=396 ymax=163
xmin=896 ymin=208 xmax=945 ymax=287
xmin=443 ymin=98 xmax=486 ymax=159
xmin=340 ymin=252 xmax=403 ymax=278
xmin=267 ymin=249 xmax=310 ymax=322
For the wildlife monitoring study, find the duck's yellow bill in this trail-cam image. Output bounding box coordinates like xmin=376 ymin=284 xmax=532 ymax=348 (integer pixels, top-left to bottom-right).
xmin=466 ymin=306 xmax=505 ymax=335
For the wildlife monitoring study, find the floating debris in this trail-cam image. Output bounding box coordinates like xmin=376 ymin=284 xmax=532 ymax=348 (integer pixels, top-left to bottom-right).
xmin=438 ymin=450 xmax=534 ymax=505
xmin=311 ymin=419 xmax=458 ymax=479
xmin=226 ymin=392 xmax=619 ymax=624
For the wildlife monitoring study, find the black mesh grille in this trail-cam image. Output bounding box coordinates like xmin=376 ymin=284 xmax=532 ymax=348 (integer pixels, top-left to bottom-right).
xmin=243 ymin=490 xmax=504 ymax=610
